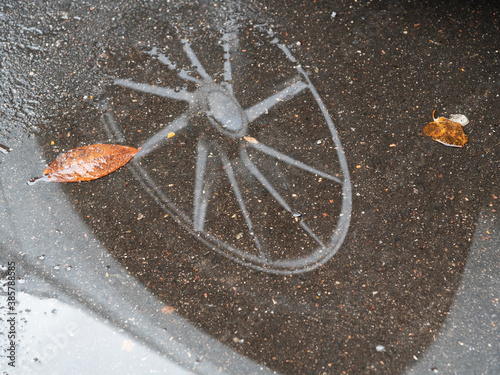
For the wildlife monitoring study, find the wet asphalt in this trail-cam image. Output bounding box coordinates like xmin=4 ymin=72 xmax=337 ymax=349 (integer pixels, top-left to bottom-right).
xmin=0 ymin=1 xmax=499 ymax=374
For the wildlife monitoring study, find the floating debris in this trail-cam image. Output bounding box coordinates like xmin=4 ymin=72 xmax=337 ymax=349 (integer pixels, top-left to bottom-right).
xmin=423 ymin=110 xmax=468 ymax=148
xmin=0 ymin=144 xmax=10 ymax=154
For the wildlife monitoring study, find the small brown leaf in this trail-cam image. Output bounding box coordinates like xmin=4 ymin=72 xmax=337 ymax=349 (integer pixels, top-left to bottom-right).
xmin=423 ymin=111 xmax=468 ymax=147
xmin=243 ymin=136 xmax=259 ymax=144
xmin=29 ymin=144 xmax=140 ymax=185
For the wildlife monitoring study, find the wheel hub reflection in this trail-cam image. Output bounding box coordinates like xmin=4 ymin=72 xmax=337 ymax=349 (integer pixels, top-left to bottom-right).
xmin=102 ymin=29 xmax=352 ymax=274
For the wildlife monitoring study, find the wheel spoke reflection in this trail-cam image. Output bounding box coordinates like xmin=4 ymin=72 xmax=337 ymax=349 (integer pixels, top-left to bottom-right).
xmin=114 ymin=78 xmax=194 ymax=103
xmin=146 ymin=47 xmax=202 ymax=84
xmin=245 ymin=140 xmax=342 ymax=184
xmin=240 ymin=148 xmax=325 ymax=249
xmin=135 ymin=115 xmax=190 ymax=159
xmin=245 ymin=78 xmax=308 ymax=122
xmin=219 ymin=147 xmax=264 ymax=256
xmin=182 ymin=39 xmax=212 ymax=81
xmin=193 ymin=139 xmax=212 ymax=232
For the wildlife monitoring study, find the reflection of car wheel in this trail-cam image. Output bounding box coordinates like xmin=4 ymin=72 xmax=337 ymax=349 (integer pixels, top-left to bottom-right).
xmin=102 ymin=29 xmax=352 ymax=274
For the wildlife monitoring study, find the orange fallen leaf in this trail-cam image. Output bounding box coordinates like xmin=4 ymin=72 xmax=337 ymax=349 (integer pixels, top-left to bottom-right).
xmin=423 ymin=110 xmax=468 ymax=147
xmin=161 ymin=305 xmax=175 ymax=314
xmin=29 ymin=144 xmax=140 ymax=185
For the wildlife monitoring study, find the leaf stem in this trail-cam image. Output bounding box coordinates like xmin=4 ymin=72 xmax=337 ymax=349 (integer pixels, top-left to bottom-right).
xmin=27 ymin=176 xmax=50 ymax=185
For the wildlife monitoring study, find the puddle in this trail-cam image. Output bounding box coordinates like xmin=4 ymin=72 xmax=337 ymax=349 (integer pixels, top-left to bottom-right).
xmin=36 ymin=22 xmax=479 ymax=375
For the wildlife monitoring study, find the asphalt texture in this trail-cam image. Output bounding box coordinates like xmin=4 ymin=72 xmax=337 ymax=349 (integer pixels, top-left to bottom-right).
xmin=0 ymin=1 xmax=499 ymax=374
